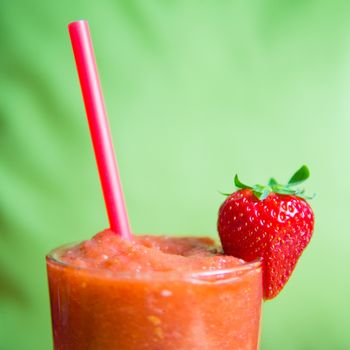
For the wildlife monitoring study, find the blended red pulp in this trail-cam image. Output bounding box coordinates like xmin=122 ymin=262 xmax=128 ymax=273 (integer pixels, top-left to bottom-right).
xmin=47 ymin=230 xmax=262 ymax=350
xmin=61 ymin=230 xmax=247 ymax=274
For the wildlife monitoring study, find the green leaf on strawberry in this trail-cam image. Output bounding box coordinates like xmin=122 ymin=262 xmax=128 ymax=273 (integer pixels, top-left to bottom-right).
xmin=288 ymin=165 xmax=310 ymax=186
xmin=234 ymin=174 xmax=252 ymax=189
xmin=231 ymin=165 xmax=313 ymax=201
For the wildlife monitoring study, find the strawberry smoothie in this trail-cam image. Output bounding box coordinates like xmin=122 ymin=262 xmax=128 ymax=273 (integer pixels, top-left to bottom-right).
xmin=47 ymin=230 xmax=262 ymax=350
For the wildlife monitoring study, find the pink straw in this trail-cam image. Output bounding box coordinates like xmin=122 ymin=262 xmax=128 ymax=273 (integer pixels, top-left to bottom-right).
xmin=68 ymin=20 xmax=132 ymax=240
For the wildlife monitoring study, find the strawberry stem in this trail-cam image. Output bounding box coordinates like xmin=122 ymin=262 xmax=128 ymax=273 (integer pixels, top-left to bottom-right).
xmin=230 ymin=165 xmax=313 ymax=201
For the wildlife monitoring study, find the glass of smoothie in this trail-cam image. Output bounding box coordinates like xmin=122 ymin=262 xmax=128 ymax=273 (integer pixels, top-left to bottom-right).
xmin=46 ymin=230 xmax=262 ymax=350
xmin=46 ymin=20 xmax=263 ymax=350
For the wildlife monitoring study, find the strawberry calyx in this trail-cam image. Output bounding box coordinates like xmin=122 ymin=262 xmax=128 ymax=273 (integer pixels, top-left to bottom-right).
xmin=233 ymin=165 xmax=313 ymax=200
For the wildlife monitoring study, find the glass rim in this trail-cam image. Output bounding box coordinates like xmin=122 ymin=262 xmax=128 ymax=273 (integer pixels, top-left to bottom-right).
xmin=46 ymin=241 xmax=262 ymax=284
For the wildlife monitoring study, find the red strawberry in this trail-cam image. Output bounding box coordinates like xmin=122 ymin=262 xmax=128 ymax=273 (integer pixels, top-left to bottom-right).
xmin=218 ymin=165 xmax=314 ymax=300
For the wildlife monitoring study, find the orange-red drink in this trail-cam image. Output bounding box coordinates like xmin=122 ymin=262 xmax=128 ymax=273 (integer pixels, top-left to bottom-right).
xmin=46 ymin=230 xmax=262 ymax=350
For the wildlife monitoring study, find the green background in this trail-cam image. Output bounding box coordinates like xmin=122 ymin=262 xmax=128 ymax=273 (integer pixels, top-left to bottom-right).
xmin=0 ymin=1 xmax=349 ymax=349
